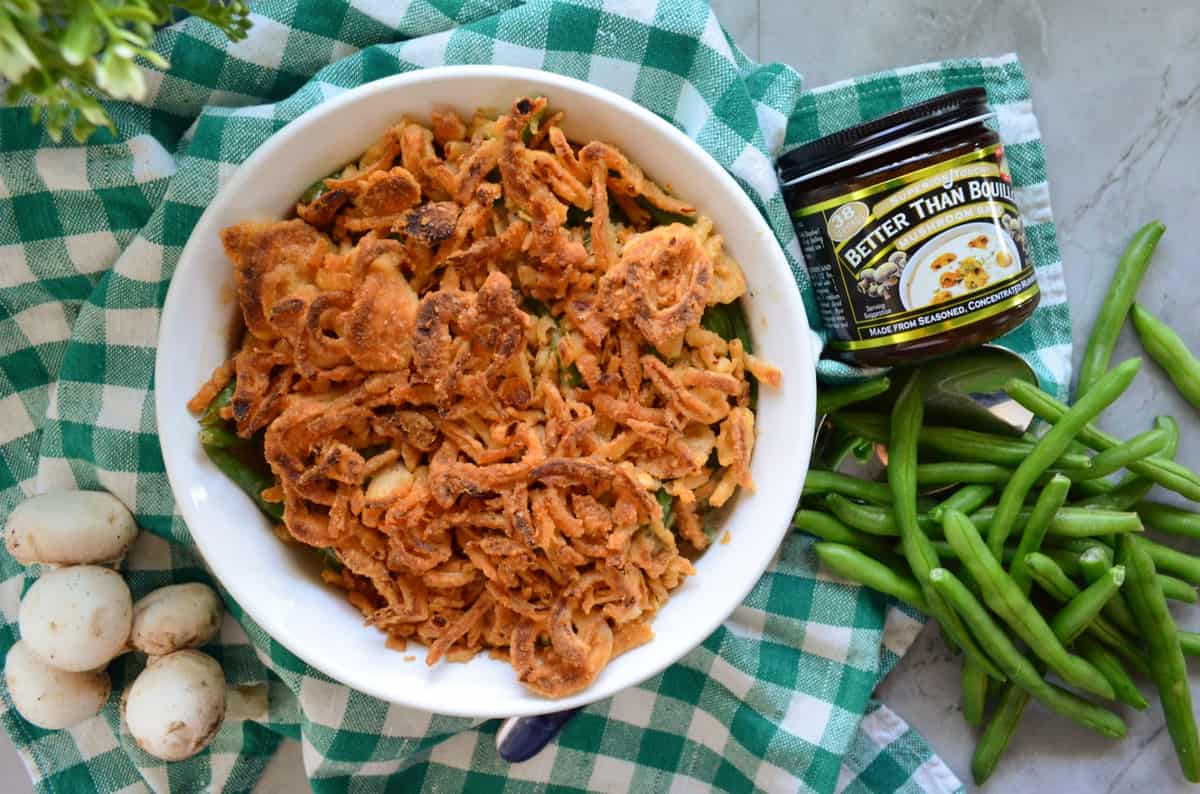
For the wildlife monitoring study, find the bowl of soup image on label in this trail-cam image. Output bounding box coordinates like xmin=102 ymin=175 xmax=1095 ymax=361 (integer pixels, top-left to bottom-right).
xmin=899 ymin=221 xmax=1022 ymax=311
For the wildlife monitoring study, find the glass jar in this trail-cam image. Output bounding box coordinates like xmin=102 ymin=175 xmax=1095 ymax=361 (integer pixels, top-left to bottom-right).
xmin=777 ymin=88 xmax=1039 ymax=368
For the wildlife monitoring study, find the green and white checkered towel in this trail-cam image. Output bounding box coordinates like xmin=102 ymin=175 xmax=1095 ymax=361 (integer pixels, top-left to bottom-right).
xmin=0 ymin=1 xmax=1072 ymax=791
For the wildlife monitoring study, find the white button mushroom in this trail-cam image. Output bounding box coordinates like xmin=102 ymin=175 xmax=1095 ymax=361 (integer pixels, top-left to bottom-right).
xmin=123 ymin=650 xmax=226 ymax=761
xmin=5 ymin=490 xmax=138 ymax=567
xmin=130 ymin=583 xmax=223 ymax=657
xmin=5 ymin=641 xmax=110 ymax=729
xmin=19 ymin=565 xmax=132 ymax=672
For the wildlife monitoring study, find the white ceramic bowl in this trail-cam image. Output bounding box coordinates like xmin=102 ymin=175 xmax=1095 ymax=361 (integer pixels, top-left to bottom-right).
xmin=156 ymin=65 xmax=815 ymax=718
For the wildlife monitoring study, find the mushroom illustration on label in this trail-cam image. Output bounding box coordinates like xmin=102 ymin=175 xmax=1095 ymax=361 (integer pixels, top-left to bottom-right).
xmin=900 ymin=221 xmax=1023 ymax=310
xmin=856 ymin=250 xmax=905 ymax=302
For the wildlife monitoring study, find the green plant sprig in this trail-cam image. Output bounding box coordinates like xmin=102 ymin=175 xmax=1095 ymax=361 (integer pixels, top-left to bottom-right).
xmin=0 ymin=0 xmax=251 ymax=142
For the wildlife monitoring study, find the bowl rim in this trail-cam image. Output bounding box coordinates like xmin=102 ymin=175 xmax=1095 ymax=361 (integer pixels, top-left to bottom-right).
xmin=156 ymin=64 xmax=814 ymax=717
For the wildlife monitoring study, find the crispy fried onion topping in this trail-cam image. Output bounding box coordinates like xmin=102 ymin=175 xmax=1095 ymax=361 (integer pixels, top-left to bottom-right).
xmin=201 ymin=96 xmax=777 ymax=698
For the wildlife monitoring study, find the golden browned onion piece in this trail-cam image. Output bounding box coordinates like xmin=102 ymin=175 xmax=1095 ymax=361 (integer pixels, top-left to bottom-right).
xmin=194 ymin=96 xmax=780 ymax=698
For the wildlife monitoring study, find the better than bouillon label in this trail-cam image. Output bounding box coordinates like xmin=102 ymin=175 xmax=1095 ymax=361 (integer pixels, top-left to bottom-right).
xmin=792 ymin=143 xmax=1037 ymax=351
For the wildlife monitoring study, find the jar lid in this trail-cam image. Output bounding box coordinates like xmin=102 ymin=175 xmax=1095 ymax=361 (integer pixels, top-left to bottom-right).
xmin=777 ymin=87 xmax=992 ymax=187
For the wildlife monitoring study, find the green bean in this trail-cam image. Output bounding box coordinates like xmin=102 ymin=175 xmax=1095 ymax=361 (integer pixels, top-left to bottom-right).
xmin=928 ymin=485 xmax=995 ymax=524
xmin=972 ymin=679 xmax=1028 ymax=784
xmin=1026 ymin=552 xmax=1150 ymax=676
xmin=1044 ymin=548 xmax=1084 ymax=578
xmin=1049 ymin=565 xmax=1124 ymax=642
xmin=1009 ymin=474 xmax=1071 ymax=595
xmin=203 ymin=445 xmax=284 ymax=521
xmin=827 ymin=412 xmax=890 ymax=442
xmin=989 ymin=360 xmax=1142 ymax=555
xmin=816 ymin=377 xmax=891 ymax=416
xmin=890 ymin=377 xmax=1005 ymax=681
xmin=803 ymin=470 xmax=894 ymax=505
xmin=1076 ymin=635 xmax=1148 ymax=710
xmin=792 ymin=511 xmax=896 ymax=558
xmin=942 ymin=510 xmax=1113 ymax=699
xmin=970 ymin=505 xmax=1143 ymax=538
xmin=1078 ymin=417 xmax=1180 ymax=510
xmin=1007 ymin=380 xmax=1200 ymax=502
xmin=930 ymin=567 xmax=1125 ymax=738
xmin=962 ymin=659 xmax=989 ymax=727
xmin=831 ymin=413 xmax=1091 ymax=469
xmin=823 ymin=494 xmax=941 ymax=537
xmin=1137 ymin=501 xmax=1200 ymax=539
xmin=1075 ymin=427 xmax=1169 ymax=480
xmin=1065 ymin=543 xmax=1141 ymax=636
xmin=812 ymin=543 xmax=928 ymax=612
xmin=1159 ymin=574 xmax=1199 ymax=604
xmin=1082 ymin=540 xmax=1200 ymax=602
xmin=1131 ymin=302 xmax=1200 ymax=411
xmin=975 ymin=562 xmax=1127 ymax=777
xmin=1119 ymin=534 xmax=1200 ymax=781
xmin=1140 ymin=538 xmax=1200 ymax=586
xmin=916 ymin=463 xmax=1013 ymax=486
xmin=1076 ymin=220 xmax=1166 ymax=395
xmin=1180 ymin=632 xmax=1200 ymax=657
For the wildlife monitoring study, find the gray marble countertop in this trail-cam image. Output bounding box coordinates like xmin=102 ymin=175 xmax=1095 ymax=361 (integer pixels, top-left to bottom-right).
xmin=2 ymin=1 xmax=1197 ymax=791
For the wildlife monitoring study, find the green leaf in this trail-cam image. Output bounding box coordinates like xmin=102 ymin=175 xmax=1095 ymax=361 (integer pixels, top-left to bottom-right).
xmin=96 ymin=49 xmax=146 ymax=100
xmin=59 ymin=13 xmax=103 ymax=66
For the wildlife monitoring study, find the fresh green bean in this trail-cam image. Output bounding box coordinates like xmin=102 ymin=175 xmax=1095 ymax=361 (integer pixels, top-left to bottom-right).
xmin=1049 ymin=565 xmax=1124 ymax=642
xmin=989 ymin=360 xmax=1142 ymax=555
xmin=203 ymin=445 xmax=284 ymax=521
xmin=792 ymin=511 xmax=896 ymax=558
xmin=1006 ymin=379 xmax=1200 ymax=502
xmin=928 ymin=485 xmax=995 ymax=523
xmin=1024 ymin=552 xmax=1146 ymax=671
xmin=1076 ymin=220 xmax=1166 ymax=395
xmin=1076 ymin=635 xmax=1148 ymax=710
xmin=1078 ymin=544 xmax=1114 ymax=579
xmin=1009 ymin=474 xmax=1071 ymax=594
xmin=1075 ymin=427 xmax=1169 ymax=480
xmin=1136 ymin=501 xmax=1200 ymax=539
xmin=1077 ymin=417 xmax=1180 ymax=510
xmin=962 ymin=659 xmax=989 ymax=727
xmin=1159 ymin=574 xmax=1199 ymax=604
xmin=1083 ymin=548 xmax=1196 ymax=605
xmin=1131 ymin=302 xmax=1200 ymax=411
xmin=942 ymin=510 xmax=1113 ymax=699
xmin=972 ymin=679 xmax=1029 ymax=784
xmin=1140 ymin=537 xmax=1200 ymax=586
xmin=1119 ymin=534 xmax=1200 ymax=782
xmin=812 ymin=542 xmax=928 ymax=612
xmin=1180 ymin=632 xmax=1200 ymax=657
xmin=831 ymin=413 xmax=1091 ymax=469
xmin=930 ymin=567 xmax=1125 ymax=738
xmin=1044 ymin=548 xmax=1084 ymax=578
xmin=890 ymin=377 xmax=1005 ymax=681
xmin=916 ymin=463 xmax=1013 ymax=486
xmin=970 ymin=505 xmax=1143 ymax=538
xmin=816 ymin=377 xmax=891 ymax=416
xmin=823 ymin=494 xmax=941 ymax=537
xmin=804 ymin=470 xmax=894 ymax=505
xmin=975 ymin=559 xmax=1128 ymax=772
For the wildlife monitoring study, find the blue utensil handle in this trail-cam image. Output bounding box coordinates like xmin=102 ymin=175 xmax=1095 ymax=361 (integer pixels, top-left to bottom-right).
xmin=496 ymin=708 xmax=581 ymax=763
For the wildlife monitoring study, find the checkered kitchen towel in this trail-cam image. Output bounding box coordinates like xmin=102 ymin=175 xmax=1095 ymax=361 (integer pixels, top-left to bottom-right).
xmin=0 ymin=1 xmax=1072 ymax=791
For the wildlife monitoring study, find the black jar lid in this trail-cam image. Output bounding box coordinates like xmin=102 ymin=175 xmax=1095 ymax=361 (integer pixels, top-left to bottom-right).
xmin=777 ymin=87 xmax=992 ymax=187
